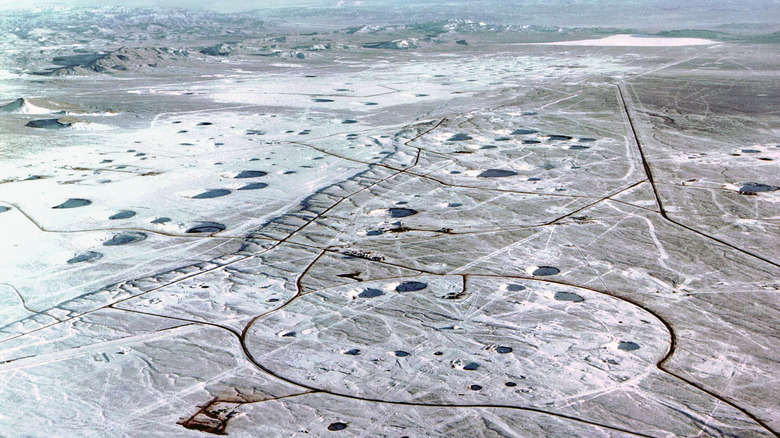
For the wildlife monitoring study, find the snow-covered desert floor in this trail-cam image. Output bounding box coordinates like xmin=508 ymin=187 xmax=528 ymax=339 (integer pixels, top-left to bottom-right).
xmin=0 ymin=6 xmax=778 ymax=437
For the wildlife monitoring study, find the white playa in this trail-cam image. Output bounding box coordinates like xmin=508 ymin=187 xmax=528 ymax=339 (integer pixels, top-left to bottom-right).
xmin=535 ymin=34 xmax=718 ymax=47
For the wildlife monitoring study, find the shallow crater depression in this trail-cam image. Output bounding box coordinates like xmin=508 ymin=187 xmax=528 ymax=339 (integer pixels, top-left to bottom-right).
xmin=244 ymin=275 xmax=669 ymax=406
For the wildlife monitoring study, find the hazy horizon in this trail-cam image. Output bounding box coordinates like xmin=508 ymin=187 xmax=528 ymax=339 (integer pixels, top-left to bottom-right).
xmin=0 ymin=0 xmax=340 ymax=12
xmin=2 ymin=0 xmax=779 ymax=15
xmin=1 ymin=1 xmax=778 ymax=31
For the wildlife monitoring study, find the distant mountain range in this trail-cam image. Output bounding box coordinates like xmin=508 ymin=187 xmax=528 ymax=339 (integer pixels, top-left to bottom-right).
xmin=3 ymin=6 xmax=265 ymax=41
xmin=1 ymin=5 xmax=777 ymax=77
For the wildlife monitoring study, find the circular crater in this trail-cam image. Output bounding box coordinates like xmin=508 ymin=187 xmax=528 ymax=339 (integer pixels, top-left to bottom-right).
xmin=244 ymin=275 xmax=669 ymax=405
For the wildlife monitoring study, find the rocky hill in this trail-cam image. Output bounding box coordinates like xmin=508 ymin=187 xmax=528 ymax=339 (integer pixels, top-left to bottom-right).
xmin=36 ymin=47 xmax=189 ymax=76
